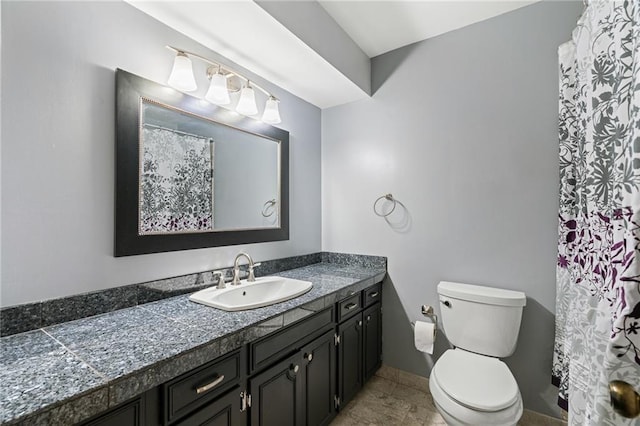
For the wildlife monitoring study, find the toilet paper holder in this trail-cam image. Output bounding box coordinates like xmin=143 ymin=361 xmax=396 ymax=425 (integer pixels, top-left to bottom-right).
xmin=411 ymin=304 xmax=438 ymax=328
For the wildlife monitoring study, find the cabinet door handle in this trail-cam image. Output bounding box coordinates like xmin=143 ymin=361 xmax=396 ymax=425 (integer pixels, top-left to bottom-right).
xmin=345 ymin=303 xmax=358 ymax=311
xmin=292 ymin=364 xmax=299 ymax=373
xmin=369 ymin=292 xmax=379 ymax=298
xmin=358 ymin=320 xmax=363 ymax=326
xmin=305 ymin=353 xmax=313 ymax=362
xmin=367 ymin=315 xmax=371 ymax=322
xmin=195 ymin=374 xmax=225 ymax=394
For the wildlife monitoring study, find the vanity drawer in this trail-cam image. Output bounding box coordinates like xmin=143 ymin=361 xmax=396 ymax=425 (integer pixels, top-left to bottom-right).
xmin=164 ymin=350 xmax=241 ymax=424
xmin=363 ymin=283 xmax=382 ymax=307
xmin=250 ymin=306 xmax=334 ymax=373
xmin=338 ymin=293 xmax=362 ymax=322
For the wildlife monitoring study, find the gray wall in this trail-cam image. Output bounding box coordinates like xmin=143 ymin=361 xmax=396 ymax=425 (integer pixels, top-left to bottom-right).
xmin=1 ymin=1 xmax=321 ymax=306
xmin=321 ymin=1 xmax=582 ymax=417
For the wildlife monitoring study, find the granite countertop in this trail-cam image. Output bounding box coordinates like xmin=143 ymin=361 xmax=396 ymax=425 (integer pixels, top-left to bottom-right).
xmin=0 ymin=261 xmax=386 ymax=425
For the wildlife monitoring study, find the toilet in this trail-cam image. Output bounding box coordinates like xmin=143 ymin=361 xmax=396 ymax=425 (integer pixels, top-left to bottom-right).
xmin=429 ymin=281 xmax=527 ymax=426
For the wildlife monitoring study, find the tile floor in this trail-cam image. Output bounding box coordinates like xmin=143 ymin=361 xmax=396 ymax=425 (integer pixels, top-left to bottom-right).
xmin=330 ymin=368 xmax=566 ymax=426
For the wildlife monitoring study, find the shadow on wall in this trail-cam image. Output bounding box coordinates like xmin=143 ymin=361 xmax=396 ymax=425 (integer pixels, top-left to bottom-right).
xmin=382 ymin=274 xmax=451 ymax=380
xmin=506 ymin=297 xmax=561 ymax=417
xmin=371 ymin=42 xmax=421 ymax=95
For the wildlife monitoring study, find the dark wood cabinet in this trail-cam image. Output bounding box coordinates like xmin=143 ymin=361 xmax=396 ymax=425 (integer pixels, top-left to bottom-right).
xmin=337 ymin=313 xmax=363 ymax=408
xmin=249 ymin=352 xmax=304 ymax=426
xmin=80 ymin=389 xmax=160 ymax=426
xmin=248 ymin=329 xmax=337 ymax=426
xmin=363 ymin=303 xmax=382 ymax=382
xmin=301 ymin=330 xmax=337 ymax=426
xmin=336 ymin=283 xmax=382 ymax=411
xmin=164 ymin=350 xmax=242 ymax=424
xmin=82 ymin=398 xmax=144 ymax=426
xmin=174 ymin=387 xmax=245 ymax=426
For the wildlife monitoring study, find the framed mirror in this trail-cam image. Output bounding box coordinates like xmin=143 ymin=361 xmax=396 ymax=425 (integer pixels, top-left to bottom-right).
xmin=115 ymin=69 xmax=289 ymax=256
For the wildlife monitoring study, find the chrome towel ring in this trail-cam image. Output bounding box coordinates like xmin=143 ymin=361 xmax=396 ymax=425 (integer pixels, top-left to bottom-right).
xmin=373 ymin=194 xmax=397 ymax=217
xmin=261 ymin=199 xmax=277 ymax=217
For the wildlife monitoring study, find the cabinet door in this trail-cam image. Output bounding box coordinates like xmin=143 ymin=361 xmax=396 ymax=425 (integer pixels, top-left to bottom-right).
xmin=82 ymin=398 xmax=144 ymax=426
xmin=249 ymin=352 xmax=303 ymax=426
xmin=363 ymin=303 xmax=382 ymax=382
xmin=174 ymin=387 xmax=244 ymax=426
xmin=338 ymin=313 xmax=362 ymax=409
xmin=301 ymin=330 xmax=336 ymax=426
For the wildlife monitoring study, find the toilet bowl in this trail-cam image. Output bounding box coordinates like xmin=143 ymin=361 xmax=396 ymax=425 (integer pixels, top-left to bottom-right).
xmin=429 ymin=281 xmax=527 ymax=425
xmin=429 ymin=349 xmax=523 ymax=426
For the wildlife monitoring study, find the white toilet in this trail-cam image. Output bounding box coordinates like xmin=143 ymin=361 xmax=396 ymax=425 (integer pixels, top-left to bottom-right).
xmin=429 ymin=281 xmax=527 ymax=426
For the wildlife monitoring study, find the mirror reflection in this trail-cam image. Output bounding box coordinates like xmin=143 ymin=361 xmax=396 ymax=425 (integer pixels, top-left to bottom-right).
xmin=140 ymin=99 xmax=280 ymax=235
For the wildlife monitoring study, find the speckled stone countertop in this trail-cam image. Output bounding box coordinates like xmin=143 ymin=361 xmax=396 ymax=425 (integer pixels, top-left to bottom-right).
xmin=0 ymin=261 xmax=386 ymax=425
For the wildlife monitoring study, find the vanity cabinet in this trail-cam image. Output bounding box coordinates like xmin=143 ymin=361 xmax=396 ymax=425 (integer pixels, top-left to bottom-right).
xmin=80 ymin=389 xmax=159 ymax=426
xmin=249 ymin=351 xmax=304 ymax=426
xmin=300 ymin=330 xmax=337 ymax=426
xmin=248 ymin=329 xmax=336 ymax=426
xmin=337 ymin=313 xmax=363 ymax=408
xmin=82 ymin=398 xmax=145 ymax=426
xmin=77 ymin=282 xmax=382 ymax=426
xmin=173 ymin=387 xmax=244 ymax=426
xmin=163 ymin=350 xmax=243 ymax=424
xmin=363 ymin=303 xmax=382 ymax=381
xmin=336 ymin=283 xmax=382 ymax=409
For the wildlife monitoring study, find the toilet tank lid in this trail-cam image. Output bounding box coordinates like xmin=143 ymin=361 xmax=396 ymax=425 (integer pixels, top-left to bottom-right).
xmin=438 ymin=281 xmax=526 ymax=307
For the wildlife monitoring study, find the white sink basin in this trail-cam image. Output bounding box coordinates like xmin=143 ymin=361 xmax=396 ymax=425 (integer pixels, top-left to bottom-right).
xmin=189 ymin=276 xmax=313 ymax=311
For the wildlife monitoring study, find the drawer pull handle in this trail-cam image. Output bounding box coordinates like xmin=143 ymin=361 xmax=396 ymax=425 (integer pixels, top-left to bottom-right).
xmin=195 ymin=374 xmax=225 ymax=394
xmin=345 ymin=303 xmax=358 ymax=311
xmin=369 ymin=292 xmax=379 ymax=298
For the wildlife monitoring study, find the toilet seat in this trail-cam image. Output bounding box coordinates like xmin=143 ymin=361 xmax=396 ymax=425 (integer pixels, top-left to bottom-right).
xmin=431 ymin=349 xmax=519 ymax=411
xmin=429 ymin=373 xmax=522 ymax=426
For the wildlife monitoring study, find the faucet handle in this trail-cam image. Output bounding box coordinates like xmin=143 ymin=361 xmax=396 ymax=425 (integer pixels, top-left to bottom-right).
xmin=212 ymin=271 xmax=226 ymax=289
xmin=248 ymin=263 xmax=261 ymax=282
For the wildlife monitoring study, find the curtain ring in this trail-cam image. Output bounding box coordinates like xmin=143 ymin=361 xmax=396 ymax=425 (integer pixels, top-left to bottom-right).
xmin=373 ymin=194 xmax=397 ymax=217
xmin=262 ymin=199 xmax=277 ymax=217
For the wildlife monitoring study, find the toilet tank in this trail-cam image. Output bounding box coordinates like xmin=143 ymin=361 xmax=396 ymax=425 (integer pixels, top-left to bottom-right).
xmin=438 ymin=281 xmax=526 ymax=358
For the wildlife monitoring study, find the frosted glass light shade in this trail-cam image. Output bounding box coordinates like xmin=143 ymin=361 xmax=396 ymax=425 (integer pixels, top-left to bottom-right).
xmin=168 ymin=53 xmax=197 ymax=92
xmin=205 ymin=73 xmax=231 ymax=105
xmin=262 ymin=97 xmax=281 ymax=124
xmin=236 ymin=86 xmax=258 ymax=116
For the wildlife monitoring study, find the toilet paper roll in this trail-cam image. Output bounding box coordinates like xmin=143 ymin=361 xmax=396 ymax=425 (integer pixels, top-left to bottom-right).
xmin=414 ymin=320 xmax=436 ymax=354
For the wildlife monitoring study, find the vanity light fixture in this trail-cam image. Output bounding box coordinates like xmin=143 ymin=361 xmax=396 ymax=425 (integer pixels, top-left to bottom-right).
xmin=167 ymin=52 xmax=198 ymax=92
xmin=236 ymin=82 xmax=258 ymax=116
xmin=166 ymin=46 xmax=282 ymax=124
xmin=205 ymin=67 xmax=231 ymax=105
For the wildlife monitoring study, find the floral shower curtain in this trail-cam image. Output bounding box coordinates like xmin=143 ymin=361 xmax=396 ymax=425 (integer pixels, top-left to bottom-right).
xmin=553 ymin=0 xmax=640 ymax=424
xmin=140 ymin=127 xmax=214 ymax=234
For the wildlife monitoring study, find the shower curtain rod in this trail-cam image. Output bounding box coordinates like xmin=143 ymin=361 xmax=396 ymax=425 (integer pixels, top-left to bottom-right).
xmin=142 ymin=123 xmax=211 ymax=141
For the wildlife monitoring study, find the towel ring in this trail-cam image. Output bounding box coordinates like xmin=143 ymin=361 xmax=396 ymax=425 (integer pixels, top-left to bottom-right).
xmin=261 ymin=199 xmax=277 ymax=217
xmin=373 ymin=194 xmax=397 ymax=217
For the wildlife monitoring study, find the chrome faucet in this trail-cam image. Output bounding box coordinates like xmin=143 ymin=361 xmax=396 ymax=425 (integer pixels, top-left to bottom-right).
xmin=232 ymin=252 xmax=261 ymax=285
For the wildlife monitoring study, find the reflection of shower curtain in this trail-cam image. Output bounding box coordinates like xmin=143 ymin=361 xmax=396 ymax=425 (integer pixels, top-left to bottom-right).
xmin=553 ymin=1 xmax=640 ymax=424
xmin=140 ymin=127 xmax=213 ymax=234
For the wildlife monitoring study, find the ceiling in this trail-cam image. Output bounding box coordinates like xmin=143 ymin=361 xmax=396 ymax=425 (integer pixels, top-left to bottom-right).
xmin=127 ymin=0 xmax=539 ymax=110
xmin=318 ymin=1 xmax=537 ymax=58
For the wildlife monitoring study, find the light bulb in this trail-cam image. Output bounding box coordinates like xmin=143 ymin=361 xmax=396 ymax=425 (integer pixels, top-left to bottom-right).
xmin=236 ymin=84 xmax=258 ymax=116
xmin=167 ymin=52 xmax=197 ymax=92
xmin=205 ymin=72 xmax=230 ymax=105
xmin=262 ymin=96 xmax=281 ymax=124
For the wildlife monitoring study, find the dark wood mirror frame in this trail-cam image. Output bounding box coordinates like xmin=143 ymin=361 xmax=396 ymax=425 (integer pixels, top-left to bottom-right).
xmin=115 ymin=69 xmax=289 ymax=257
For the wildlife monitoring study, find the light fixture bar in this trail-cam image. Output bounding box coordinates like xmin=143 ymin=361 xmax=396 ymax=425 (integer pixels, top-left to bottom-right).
xmin=166 ymin=46 xmax=276 ymax=101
